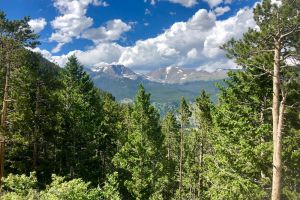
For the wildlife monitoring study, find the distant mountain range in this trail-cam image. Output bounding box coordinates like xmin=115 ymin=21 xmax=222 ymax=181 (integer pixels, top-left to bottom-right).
xmin=89 ymin=64 xmax=230 ymax=84
xmin=146 ymin=66 xmax=229 ymax=83
xmin=86 ymin=65 xmax=230 ymax=107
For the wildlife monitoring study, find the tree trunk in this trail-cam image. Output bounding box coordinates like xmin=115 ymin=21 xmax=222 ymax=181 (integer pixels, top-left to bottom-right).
xmin=33 ymin=142 xmax=37 ymax=170
xmin=1 ymin=62 xmax=10 ymax=128
xmin=198 ymin=138 xmax=203 ymax=199
xmin=271 ymin=41 xmax=283 ymax=200
xmin=0 ymin=139 xmax=4 ymax=189
xmin=33 ymin=83 xmax=40 ymax=171
xmin=260 ymin=98 xmax=267 ymax=180
xmin=0 ymin=60 xmax=10 ymax=188
xmin=167 ymin=143 xmax=170 ymax=160
xmin=167 ymin=133 xmax=170 ymax=160
xmin=179 ymin=122 xmax=183 ymax=199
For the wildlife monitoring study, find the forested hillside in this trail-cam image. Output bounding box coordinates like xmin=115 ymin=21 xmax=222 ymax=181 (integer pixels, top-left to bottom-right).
xmin=0 ymin=0 xmax=299 ymax=199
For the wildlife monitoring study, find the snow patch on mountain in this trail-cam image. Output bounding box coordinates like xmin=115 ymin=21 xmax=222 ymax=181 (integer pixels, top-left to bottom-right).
xmin=166 ymin=66 xmax=173 ymax=74
xmin=91 ymin=64 xmax=140 ymax=80
xmin=89 ymin=64 xmax=231 ymax=84
xmin=147 ymin=66 xmax=231 ymax=83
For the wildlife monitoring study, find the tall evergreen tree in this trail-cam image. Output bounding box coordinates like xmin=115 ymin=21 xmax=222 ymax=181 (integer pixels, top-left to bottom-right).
xmin=222 ymin=1 xmax=300 ymax=198
xmin=189 ymin=90 xmax=213 ymax=199
xmin=162 ymin=112 xmax=180 ymax=162
xmin=0 ymin=11 xmax=39 ymax=185
xmin=99 ymin=93 xmax=128 ymax=183
xmin=161 ymin=112 xmax=180 ymax=198
xmin=177 ymin=97 xmax=191 ymax=199
xmin=57 ymin=56 xmax=104 ymax=183
xmin=7 ymin=52 xmax=61 ymax=182
xmin=206 ymin=69 xmax=273 ymax=199
xmin=113 ymin=85 xmax=167 ymax=199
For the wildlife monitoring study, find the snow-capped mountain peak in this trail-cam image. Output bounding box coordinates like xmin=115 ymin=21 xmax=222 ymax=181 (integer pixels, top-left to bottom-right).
xmin=88 ymin=64 xmax=231 ymax=84
xmin=91 ymin=64 xmax=140 ymax=80
xmin=146 ymin=66 xmax=230 ymax=83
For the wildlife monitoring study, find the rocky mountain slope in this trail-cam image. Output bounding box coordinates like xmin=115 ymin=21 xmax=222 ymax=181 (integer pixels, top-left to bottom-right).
xmin=86 ymin=64 xmax=228 ymax=103
xmin=146 ymin=66 xmax=230 ymax=83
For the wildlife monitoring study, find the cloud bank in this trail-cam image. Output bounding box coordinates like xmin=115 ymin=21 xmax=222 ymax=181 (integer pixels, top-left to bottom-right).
xmin=36 ymin=5 xmax=256 ymax=72
xmin=145 ymin=0 xmax=233 ymax=8
xmin=50 ymin=0 xmax=125 ymax=53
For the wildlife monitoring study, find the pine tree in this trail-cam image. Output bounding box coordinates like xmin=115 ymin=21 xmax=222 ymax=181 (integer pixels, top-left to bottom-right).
xmin=101 ymin=172 xmax=121 ymax=200
xmin=280 ymin=73 xmax=300 ymax=198
xmin=7 ymin=51 xmax=61 ymax=184
xmin=190 ymin=90 xmax=213 ymax=199
xmin=177 ymin=97 xmax=191 ymax=199
xmin=113 ymin=85 xmax=167 ymax=199
xmin=162 ymin=112 xmax=180 ymax=162
xmin=206 ymin=69 xmax=273 ymax=199
xmin=0 ymin=11 xmax=39 ymax=185
xmin=57 ymin=56 xmax=104 ymax=183
xmin=222 ymin=1 xmax=300 ymax=198
xmin=99 ymin=94 xmax=128 ymax=183
xmin=161 ymin=112 xmax=180 ymax=198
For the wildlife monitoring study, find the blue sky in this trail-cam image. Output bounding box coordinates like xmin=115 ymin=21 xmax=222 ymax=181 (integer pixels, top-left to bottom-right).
xmin=0 ymin=0 xmax=260 ymax=72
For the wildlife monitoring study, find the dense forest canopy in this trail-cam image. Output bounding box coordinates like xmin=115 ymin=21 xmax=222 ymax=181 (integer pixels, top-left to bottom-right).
xmin=0 ymin=0 xmax=299 ymax=199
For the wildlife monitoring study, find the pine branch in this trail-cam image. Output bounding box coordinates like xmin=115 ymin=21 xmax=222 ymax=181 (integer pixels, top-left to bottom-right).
xmin=280 ymin=23 xmax=300 ymax=39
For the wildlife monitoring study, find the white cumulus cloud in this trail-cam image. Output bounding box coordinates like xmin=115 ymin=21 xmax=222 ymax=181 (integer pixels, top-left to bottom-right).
xmin=50 ymin=0 xmax=108 ymax=53
xmin=204 ymin=0 xmax=234 ymax=8
xmin=36 ymin=6 xmax=256 ymax=72
xmin=146 ymin=0 xmax=234 ymax=8
xmin=82 ymin=19 xmax=131 ymax=44
xmin=28 ymin=18 xmax=47 ymax=33
xmin=187 ymin=48 xmax=198 ymax=59
xmin=118 ymin=9 xmax=216 ymax=70
xmin=145 ymin=0 xmax=197 ymax=7
xmin=204 ymin=0 xmax=223 ymax=8
xmin=214 ymin=6 xmax=231 ymax=16
xmin=168 ymin=0 xmax=198 ymax=7
xmin=32 ymin=43 xmax=124 ymax=68
xmin=118 ymin=7 xmax=255 ymax=71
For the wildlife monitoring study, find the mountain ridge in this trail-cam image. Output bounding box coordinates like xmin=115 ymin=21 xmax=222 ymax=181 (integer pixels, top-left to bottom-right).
xmin=89 ymin=64 xmax=231 ymax=84
xmin=86 ymin=64 xmax=227 ymax=105
xmin=146 ymin=66 xmax=231 ymax=83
